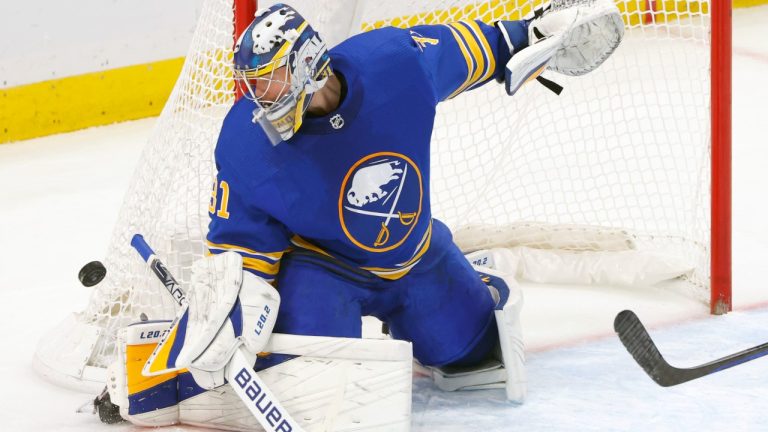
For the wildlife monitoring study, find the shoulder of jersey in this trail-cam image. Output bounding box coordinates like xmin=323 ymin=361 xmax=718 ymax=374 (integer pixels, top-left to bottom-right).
xmin=329 ymin=27 xmax=426 ymax=105
xmin=331 ymin=26 xmax=420 ymax=67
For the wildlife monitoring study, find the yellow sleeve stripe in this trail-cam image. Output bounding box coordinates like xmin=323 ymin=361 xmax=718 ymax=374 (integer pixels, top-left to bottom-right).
xmin=450 ymin=22 xmax=486 ymax=89
xmin=446 ymin=21 xmax=497 ymax=99
xmin=242 ymin=256 xmax=281 ymax=276
xmin=206 ymin=241 xmax=285 ymax=261
xmin=463 ymin=20 xmax=496 ymax=84
xmin=444 ymin=24 xmax=475 ymax=100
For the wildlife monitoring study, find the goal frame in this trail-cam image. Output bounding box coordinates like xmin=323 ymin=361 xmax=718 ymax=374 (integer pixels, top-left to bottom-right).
xmin=710 ymin=0 xmax=732 ymax=314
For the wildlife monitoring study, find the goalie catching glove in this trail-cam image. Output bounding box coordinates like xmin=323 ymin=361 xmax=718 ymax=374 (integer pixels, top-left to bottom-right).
xmin=143 ymin=252 xmax=280 ymax=389
xmin=498 ymin=0 xmax=625 ymax=96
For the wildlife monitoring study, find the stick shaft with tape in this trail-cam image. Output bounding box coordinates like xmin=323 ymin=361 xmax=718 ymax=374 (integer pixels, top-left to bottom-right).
xmin=131 ymin=234 xmax=186 ymax=305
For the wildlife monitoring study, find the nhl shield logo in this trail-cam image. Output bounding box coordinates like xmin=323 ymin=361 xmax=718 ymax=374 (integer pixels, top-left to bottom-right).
xmin=330 ymin=114 xmax=345 ymax=129
xmin=339 ymin=152 xmax=423 ymax=252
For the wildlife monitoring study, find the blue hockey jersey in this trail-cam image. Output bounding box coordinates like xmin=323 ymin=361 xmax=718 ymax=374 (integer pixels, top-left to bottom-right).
xmin=207 ymin=21 xmax=518 ymax=282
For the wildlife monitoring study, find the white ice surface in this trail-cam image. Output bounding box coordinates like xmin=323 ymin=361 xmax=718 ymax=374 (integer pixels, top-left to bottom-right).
xmin=2 ymin=6 xmax=768 ymax=431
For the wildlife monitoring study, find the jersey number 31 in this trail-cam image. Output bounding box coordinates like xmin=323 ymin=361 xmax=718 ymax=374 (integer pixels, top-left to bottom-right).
xmin=209 ymin=180 xmax=231 ymax=219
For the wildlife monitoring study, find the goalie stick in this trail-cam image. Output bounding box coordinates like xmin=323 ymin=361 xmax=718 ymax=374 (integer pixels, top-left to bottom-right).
xmin=614 ymin=310 xmax=768 ymax=387
xmin=130 ymin=234 xmax=305 ymax=432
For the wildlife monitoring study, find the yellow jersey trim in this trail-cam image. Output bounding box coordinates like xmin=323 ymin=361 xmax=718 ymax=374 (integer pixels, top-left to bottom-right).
xmin=463 ymin=20 xmax=497 ymax=83
xmin=206 ymin=241 xmax=285 ymax=261
xmin=290 ymin=235 xmax=333 ymax=257
xmin=242 ymin=256 xmax=281 ymax=276
xmin=450 ymin=22 xmax=485 ymax=89
xmin=444 ymin=24 xmax=475 ymax=100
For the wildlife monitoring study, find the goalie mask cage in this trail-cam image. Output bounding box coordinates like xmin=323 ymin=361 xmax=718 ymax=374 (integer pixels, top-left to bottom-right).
xmin=34 ymin=0 xmax=731 ymax=392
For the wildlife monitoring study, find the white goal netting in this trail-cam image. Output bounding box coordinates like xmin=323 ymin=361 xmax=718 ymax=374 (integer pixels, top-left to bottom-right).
xmin=34 ymin=0 xmax=715 ymax=392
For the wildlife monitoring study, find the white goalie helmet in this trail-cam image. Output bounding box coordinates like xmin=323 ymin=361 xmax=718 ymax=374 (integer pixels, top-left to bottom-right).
xmin=233 ymin=3 xmax=332 ymax=145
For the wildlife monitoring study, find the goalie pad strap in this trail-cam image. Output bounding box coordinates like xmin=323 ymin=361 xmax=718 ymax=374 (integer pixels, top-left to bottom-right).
xmin=536 ymin=75 xmax=564 ymax=95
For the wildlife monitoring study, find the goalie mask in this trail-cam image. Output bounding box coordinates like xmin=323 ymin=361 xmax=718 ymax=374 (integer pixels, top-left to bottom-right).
xmin=234 ymin=4 xmax=332 ymax=145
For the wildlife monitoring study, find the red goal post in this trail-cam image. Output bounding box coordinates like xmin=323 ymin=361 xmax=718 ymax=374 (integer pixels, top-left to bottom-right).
xmin=710 ymin=0 xmax=732 ymax=314
xmin=233 ymin=0 xmax=258 ymax=99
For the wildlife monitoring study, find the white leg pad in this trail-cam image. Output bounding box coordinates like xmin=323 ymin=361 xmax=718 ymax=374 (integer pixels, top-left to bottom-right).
xmin=468 ymin=249 xmax=527 ymax=403
xmin=109 ymin=322 xmax=412 ymax=431
xmin=493 ymin=278 xmax=526 ymax=403
xmin=423 ymin=249 xmax=526 ymax=403
xmin=108 ymin=321 xmax=181 ymax=427
xmin=182 ymin=334 xmax=413 ymax=432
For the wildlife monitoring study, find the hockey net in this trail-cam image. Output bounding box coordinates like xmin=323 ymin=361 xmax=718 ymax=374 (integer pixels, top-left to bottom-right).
xmin=34 ymin=0 xmax=728 ymax=392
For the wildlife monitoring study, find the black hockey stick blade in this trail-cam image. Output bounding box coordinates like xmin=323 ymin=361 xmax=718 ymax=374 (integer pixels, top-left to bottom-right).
xmin=614 ymin=310 xmax=768 ymax=387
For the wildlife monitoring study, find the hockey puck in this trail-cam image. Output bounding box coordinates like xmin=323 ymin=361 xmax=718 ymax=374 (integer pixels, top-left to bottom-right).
xmin=78 ymin=261 xmax=107 ymax=287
